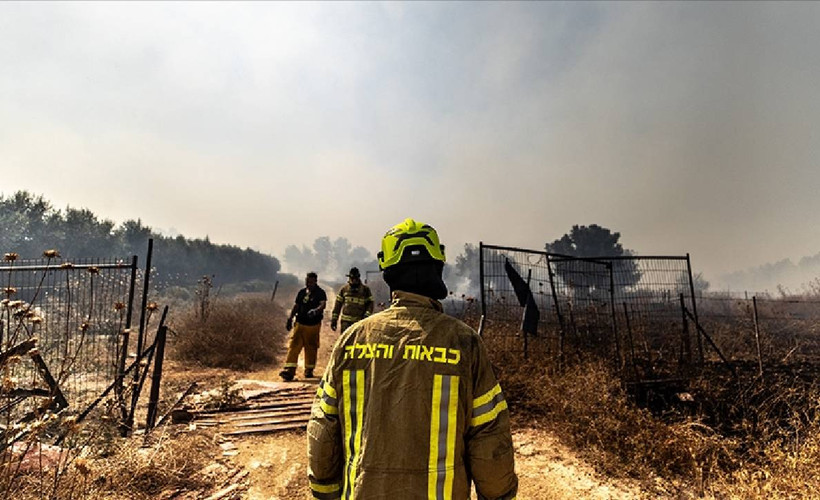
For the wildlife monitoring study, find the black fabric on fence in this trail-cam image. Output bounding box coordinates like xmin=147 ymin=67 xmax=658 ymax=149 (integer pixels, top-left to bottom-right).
xmin=504 ymin=259 xmax=540 ymax=336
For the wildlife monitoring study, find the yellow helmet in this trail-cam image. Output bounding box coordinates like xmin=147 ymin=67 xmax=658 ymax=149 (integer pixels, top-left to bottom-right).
xmin=378 ymin=218 xmax=446 ymax=270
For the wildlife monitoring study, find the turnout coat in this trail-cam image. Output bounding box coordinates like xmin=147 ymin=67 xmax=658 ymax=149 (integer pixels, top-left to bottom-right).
xmin=307 ymin=291 xmax=518 ymax=500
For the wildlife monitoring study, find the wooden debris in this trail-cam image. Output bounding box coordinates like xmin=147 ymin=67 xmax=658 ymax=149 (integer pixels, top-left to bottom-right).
xmin=191 ymin=382 xmax=316 ymax=436
xmin=204 ymin=470 xmax=250 ymax=500
xmin=224 ymin=421 xmax=307 ymax=436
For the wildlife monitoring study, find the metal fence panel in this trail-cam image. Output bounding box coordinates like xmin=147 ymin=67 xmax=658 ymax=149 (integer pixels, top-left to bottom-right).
xmin=1 ymin=257 xmax=136 ymax=421
xmin=479 ymin=243 xmax=701 ymax=382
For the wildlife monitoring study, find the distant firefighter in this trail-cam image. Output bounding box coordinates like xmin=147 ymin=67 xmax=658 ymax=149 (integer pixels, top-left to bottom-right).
xmin=330 ymin=267 xmax=373 ymax=334
xmin=280 ymin=272 xmax=327 ymax=381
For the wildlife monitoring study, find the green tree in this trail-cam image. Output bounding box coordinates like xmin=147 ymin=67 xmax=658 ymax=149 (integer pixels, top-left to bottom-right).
xmin=0 ymin=191 xmax=55 ymax=256
xmin=546 ymin=224 xmax=641 ymax=291
xmin=0 ymin=190 xmax=281 ymax=287
xmin=115 ymin=219 xmax=153 ymax=256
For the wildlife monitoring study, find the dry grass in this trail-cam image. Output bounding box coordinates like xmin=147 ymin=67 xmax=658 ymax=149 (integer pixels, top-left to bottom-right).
xmin=7 ymin=428 xmax=220 ymax=500
xmin=498 ymin=355 xmax=728 ymax=484
xmin=170 ymin=294 xmax=287 ymax=370
xmin=493 ymin=335 xmax=820 ymax=498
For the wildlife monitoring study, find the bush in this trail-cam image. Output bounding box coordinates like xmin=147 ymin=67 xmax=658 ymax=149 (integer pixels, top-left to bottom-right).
xmin=493 ymin=336 xmax=820 ymax=497
xmin=497 ymin=355 xmax=729 ymax=486
xmin=170 ymin=295 xmax=286 ymax=369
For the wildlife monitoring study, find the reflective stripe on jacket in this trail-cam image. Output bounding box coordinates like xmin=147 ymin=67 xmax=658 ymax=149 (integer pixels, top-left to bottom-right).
xmin=331 ymin=284 xmax=374 ymax=324
xmin=308 ymin=291 xmax=518 ymax=500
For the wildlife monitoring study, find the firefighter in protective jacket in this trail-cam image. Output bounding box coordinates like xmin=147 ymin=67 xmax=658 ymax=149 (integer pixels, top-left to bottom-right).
xmin=307 ymin=218 xmax=518 ymax=499
xmin=331 ymin=267 xmax=374 ymax=334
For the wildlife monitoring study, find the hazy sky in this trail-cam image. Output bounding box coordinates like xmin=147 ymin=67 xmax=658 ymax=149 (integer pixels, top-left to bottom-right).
xmin=2 ymin=2 xmax=819 ymax=283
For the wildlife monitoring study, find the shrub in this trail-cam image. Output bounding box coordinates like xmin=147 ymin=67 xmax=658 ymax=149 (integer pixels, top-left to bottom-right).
xmin=170 ymin=295 xmax=285 ymax=370
xmin=497 ymin=355 xmax=729 ymax=486
xmin=492 ymin=333 xmax=820 ymax=497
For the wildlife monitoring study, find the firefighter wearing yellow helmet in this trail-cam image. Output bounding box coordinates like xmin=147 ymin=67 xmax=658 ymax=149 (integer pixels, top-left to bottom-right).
xmin=330 ymin=267 xmax=374 ymax=334
xmin=308 ymin=218 xmax=518 ymax=499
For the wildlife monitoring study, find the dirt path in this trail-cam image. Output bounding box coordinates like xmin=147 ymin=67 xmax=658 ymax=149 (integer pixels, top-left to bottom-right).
xmin=220 ymin=426 xmax=644 ymax=500
xmin=205 ymin=290 xmax=646 ymax=499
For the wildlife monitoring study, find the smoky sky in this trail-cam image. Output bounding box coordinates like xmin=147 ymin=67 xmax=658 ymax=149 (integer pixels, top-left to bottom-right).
xmin=1 ymin=2 xmax=819 ymax=285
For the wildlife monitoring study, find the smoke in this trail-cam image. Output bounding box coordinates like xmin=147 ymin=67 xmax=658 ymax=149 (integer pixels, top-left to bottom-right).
xmin=2 ymin=3 xmax=820 ymax=282
xmin=718 ymin=252 xmax=820 ymax=295
xmin=282 ymin=236 xmax=377 ymax=283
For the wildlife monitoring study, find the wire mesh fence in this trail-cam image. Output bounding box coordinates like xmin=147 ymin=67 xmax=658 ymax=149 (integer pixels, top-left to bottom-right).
xmin=697 ymin=293 xmax=820 ymax=374
xmin=479 ymin=243 xmax=702 ymax=383
xmin=479 ymin=245 xmax=558 ymax=359
xmin=1 ymin=256 xmax=138 ymax=424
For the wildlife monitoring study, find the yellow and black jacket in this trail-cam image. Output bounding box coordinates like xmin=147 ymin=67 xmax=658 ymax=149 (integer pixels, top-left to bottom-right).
xmin=331 ymin=283 xmax=374 ymax=325
xmin=308 ymin=291 xmax=518 ymax=499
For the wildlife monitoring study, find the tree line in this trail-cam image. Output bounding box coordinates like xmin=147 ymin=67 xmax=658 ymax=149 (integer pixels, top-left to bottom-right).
xmin=0 ymin=191 xmax=280 ymax=286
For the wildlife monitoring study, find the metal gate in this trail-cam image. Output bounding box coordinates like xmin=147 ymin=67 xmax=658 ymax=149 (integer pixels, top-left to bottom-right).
xmin=1 ymin=255 xmax=138 ymax=425
xmin=479 ymin=243 xmax=704 ymax=383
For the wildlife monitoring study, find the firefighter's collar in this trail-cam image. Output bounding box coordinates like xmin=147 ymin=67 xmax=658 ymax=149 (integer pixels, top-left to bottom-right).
xmin=390 ymin=291 xmax=443 ymax=312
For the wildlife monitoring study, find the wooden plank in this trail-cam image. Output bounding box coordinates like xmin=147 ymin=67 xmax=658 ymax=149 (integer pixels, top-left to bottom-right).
xmin=246 ymin=387 xmax=316 ymax=399
xmin=224 ymin=421 xmax=307 ymax=436
xmin=224 ymin=408 xmax=312 ymax=422
xmin=196 ymin=408 xmax=312 ymax=426
xmin=194 ymin=399 xmax=314 ymax=416
xmin=248 ymin=396 xmax=315 ymax=407
xmin=233 ymin=415 xmax=310 ymax=428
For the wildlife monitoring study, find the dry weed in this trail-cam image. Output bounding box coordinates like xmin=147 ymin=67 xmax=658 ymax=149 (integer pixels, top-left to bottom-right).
xmin=3 ymin=421 xmax=219 ymax=500
xmin=494 ymin=334 xmax=820 ymax=498
xmin=170 ymin=295 xmax=286 ymax=370
xmin=498 ymin=355 xmax=729 ymax=484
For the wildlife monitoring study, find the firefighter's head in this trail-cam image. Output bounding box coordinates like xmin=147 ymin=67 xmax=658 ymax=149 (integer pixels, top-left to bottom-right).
xmin=305 ymin=272 xmax=318 ymax=290
xmin=347 ymin=267 xmax=361 ymax=286
xmin=378 ymin=218 xmax=448 ymax=300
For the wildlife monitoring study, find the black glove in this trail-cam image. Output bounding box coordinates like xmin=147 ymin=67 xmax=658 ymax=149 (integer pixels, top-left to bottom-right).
xmin=286 ymin=317 xmax=293 ymax=331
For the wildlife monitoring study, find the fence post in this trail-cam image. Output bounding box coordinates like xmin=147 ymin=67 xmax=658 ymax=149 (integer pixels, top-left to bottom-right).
xmin=126 ymin=238 xmax=154 ymax=436
xmin=270 ymin=280 xmax=279 ymax=302
xmin=752 ymin=296 xmax=764 ymax=380
xmin=136 ymin=238 xmax=154 ymax=364
xmin=685 ymin=253 xmax=704 ymax=364
xmin=117 ymin=255 xmax=138 ymax=429
xmin=126 ymin=305 xmax=167 ymax=435
xmin=146 ymin=323 xmax=168 ymax=430
xmin=479 ymin=241 xmax=486 ymax=319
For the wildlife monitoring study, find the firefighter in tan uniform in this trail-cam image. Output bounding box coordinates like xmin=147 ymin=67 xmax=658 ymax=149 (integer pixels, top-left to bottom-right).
xmin=280 ymin=272 xmax=327 ymax=381
xmin=308 ymin=218 xmax=518 ymax=499
xmin=331 ymin=267 xmax=374 ymax=334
